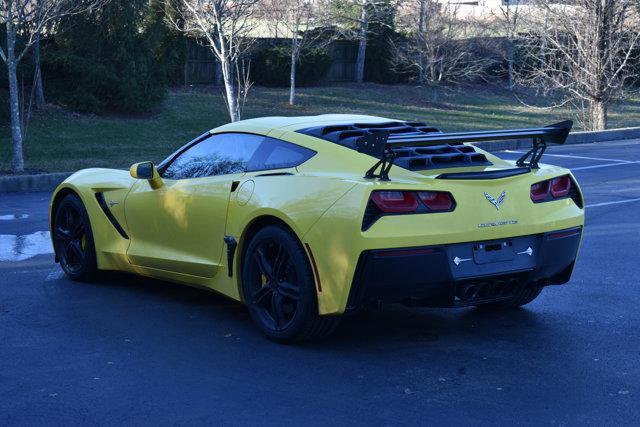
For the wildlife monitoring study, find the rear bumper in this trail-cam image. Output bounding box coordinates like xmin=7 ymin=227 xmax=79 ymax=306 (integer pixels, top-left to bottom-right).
xmin=347 ymin=226 xmax=582 ymax=310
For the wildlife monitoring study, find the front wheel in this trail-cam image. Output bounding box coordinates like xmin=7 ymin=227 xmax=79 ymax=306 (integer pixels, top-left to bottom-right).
xmin=241 ymin=225 xmax=339 ymax=343
xmin=52 ymin=194 xmax=98 ymax=281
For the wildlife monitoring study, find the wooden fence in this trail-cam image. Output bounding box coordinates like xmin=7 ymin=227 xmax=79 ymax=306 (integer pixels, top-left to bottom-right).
xmin=184 ymin=39 xmax=358 ymax=85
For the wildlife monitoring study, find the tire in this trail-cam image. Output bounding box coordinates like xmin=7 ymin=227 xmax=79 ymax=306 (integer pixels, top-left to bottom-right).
xmin=52 ymin=194 xmax=98 ymax=282
xmin=476 ymin=284 xmax=543 ymax=311
xmin=241 ymin=224 xmax=340 ymax=343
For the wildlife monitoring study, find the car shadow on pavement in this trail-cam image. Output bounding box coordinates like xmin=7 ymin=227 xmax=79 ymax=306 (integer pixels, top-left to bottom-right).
xmin=63 ymin=270 xmax=549 ymax=351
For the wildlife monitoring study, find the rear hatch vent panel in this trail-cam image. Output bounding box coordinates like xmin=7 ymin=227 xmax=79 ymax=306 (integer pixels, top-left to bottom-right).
xmin=298 ymin=121 xmax=492 ymax=171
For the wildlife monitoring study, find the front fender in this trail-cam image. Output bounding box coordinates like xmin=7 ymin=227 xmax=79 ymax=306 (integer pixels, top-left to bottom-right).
xmin=50 ymin=168 xmax=135 ymax=271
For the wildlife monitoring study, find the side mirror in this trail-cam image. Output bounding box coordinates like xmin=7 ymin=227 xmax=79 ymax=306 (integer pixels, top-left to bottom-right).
xmin=130 ymin=161 xmax=163 ymax=189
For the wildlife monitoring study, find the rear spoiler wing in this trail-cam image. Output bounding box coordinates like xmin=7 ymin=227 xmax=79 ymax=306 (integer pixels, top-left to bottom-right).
xmin=357 ymin=120 xmax=573 ymax=180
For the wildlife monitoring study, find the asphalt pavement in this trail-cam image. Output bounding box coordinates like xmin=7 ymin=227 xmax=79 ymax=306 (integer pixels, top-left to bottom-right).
xmin=1 ymin=140 xmax=639 ymax=425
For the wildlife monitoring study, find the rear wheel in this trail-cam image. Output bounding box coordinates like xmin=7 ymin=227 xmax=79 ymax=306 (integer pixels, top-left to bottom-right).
xmin=476 ymin=284 xmax=542 ymax=310
xmin=241 ymin=225 xmax=339 ymax=343
xmin=52 ymin=194 xmax=98 ymax=281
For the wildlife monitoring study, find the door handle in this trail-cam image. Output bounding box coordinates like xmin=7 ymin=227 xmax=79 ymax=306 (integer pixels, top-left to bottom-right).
xmin=231 ymin=181 xmax=240 ymax=192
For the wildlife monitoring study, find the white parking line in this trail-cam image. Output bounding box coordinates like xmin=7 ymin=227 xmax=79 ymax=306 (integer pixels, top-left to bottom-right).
xmin=571 ymin=161 xmax=640 ymax=171
xmin=504 ymin=150 xmax=634 ymax=163
xmin=586 ymin=198 xmax=640 ymax=208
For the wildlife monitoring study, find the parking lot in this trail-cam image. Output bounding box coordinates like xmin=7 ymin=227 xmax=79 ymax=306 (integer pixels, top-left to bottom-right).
xmin=1 ymin=140 xmax=639 ymax=425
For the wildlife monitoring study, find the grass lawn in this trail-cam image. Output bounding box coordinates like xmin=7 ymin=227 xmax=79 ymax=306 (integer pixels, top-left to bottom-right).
xmin=2 ymin=83 xmax=640 ymax=173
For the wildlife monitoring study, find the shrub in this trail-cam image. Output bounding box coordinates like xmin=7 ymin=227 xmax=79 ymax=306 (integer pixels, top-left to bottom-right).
xmin=44 ymin=0 xmax=169 ymax=114
xmin=364 ymin=0 xmax=402 ymax=84
xmin=253 ymin=45 xmax=331 ymax=87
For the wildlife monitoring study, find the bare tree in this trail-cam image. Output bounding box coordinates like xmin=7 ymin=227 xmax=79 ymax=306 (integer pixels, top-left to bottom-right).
xmin=395 ymin=0 xmax=491 ymax=88
xmin=519 ymin=0 xmax=640 ymax=130
xmin=0 ymin=0 xmax=103 ymax=173
xmin=261 ymin=0 xmax=331 ymax=105
xmin=355 ymin=0 xmax=368 ymax=83
xmin=33 ymin=33 xmax=45 ymax=108
xmin=491 ymin=0 xmax=525 ymax=91
xmin=171 ymin=0 xmax=258 ymax=122
xmin=327 ymin=0 xmax=397 ymax=84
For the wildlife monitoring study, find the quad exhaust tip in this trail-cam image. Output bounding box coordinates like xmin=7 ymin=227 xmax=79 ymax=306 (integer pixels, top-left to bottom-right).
xmin=456 ymin=278 xmax=533 ymax=302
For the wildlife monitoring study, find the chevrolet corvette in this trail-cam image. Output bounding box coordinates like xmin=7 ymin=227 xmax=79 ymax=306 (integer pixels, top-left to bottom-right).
xmin=50 ymin=115 xmax=584 ymax=342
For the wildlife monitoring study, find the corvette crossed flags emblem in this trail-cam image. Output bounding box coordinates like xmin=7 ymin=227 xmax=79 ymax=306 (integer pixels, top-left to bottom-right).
xmin=484 ymin=191 xmax=506 ymax=210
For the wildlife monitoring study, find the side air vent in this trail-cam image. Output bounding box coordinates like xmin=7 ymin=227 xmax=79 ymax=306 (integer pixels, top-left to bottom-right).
xmin=568 ymin=179 xmax=584 ymax=208
xmin=95 ymin=192 xmax=129 ymax=239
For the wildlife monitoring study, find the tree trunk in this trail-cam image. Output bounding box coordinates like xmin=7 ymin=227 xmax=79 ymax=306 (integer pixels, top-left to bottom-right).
xmin=221 ymin=58 xmax=239 ymax=122
xmin=355 ymin=0 xmax=368 ymax=84
xmin=6 ymin=14 xmax=25 ymax=173
xmin=289 ymin=37 xmax=297 ymax=105
xmin=417 ymin=0 xmax=426 ymax=85
xmin=506 ymin=38 xmax=514 ymax=91
xmin=590 ymin=98 xmax=607 ymax=131
xmin=34 ymin=35 xmax=45 ymax=109
xmin=184 ymin=39 xmax=189 ymax=86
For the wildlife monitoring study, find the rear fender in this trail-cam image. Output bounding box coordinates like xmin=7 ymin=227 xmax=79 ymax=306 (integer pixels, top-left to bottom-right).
xmin=216 ymin=174 xmax=358 ymax=302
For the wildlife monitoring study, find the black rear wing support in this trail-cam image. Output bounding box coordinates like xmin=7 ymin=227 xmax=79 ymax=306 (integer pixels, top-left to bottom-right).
xmin=357 ymin=120 xmax=573 ymax=180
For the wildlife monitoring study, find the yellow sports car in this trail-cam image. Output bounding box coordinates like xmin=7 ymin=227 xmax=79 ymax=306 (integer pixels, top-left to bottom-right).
xmin=50 ymin=115 xmax=584 ymax=342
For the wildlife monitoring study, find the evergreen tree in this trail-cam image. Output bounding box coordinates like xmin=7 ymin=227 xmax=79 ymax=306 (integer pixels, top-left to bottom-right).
xmin=46 ymin=0 xmax=169 ymax=113
xmin=363 ymin=0 xmax=400 ymax=84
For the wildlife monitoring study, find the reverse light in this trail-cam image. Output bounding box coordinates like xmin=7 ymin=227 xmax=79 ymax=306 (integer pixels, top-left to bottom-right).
xmin=418 ymin=191 xmax=454 ymax=211
xmin=370 ymin=191 xmax=418 ymax=213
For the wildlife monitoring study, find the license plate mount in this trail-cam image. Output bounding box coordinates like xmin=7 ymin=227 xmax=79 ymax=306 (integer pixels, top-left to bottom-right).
xmin=473 ymin=240 xmax=515 ymax=264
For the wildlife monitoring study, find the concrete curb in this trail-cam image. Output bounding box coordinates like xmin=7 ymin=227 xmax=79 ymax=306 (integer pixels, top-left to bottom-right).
xmin=0 ymin=172 xmax=72 ymax=194
xmin=478 ymin=126 xmax=640 ymax=152
xmin=1 ymin=127 xmax=639 ymax=193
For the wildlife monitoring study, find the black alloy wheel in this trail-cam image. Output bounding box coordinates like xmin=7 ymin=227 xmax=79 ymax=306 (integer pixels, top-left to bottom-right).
xmin=53 ymin=194 xmax=98 ymax=281
xmin=250 ymin=238 xmax=301 ymax=331
xmin=242 ymin=225 xmax=339 ymax=343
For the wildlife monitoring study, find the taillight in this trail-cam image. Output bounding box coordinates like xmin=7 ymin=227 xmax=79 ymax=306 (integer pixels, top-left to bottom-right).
xmin=530 ymin=181 xmax=550 ymax=201
xmin=550 ymin=176 xmax=571 ymax=197
xmin=364 ymin=190 xmax=456 ymax=230
xmin=531 ymin=174 xmax=577 ymax=204
xmin=418 ymin=191 xmax=453 ymax=211
xmin=370 ymin=191 xmax=418 ymax=213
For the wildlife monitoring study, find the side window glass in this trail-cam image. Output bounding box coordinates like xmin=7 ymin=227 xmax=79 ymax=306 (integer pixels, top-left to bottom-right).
xmin=248 ymin=137 xmax=316 ymax=171
xmin=163 ymin=133 xmax=264 ymax=179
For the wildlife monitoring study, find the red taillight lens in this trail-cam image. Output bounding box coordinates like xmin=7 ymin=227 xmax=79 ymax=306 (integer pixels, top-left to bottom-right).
xmin=531 ymin=175 xmax=573 ymax=202
xmin=530 ymin=181 xmax=550 ymax=201
xmin=550 ymin=175 xmax=571 ymax=198
xmin=418 ymin=191 xmax=453 ymax=211
xmin=370 ymin=191 xmax=418 ymax=213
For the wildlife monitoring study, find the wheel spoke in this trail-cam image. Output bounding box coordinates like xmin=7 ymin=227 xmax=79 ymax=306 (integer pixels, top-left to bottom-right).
xmin=69 ymin=240 xmax=85 ymax=264
xmin=56 ymin=227 xmax=73 ymax=241
xmin=65 ymin=208 xmax=74 ymax=229
xmin=253 ymin=248 xmax=273 ymax=279
xmin=63 ymin=241 xmax=75 ymax=264
xmin=272 ymin=245 xmax=289 ymax=278
xmin=72 ymin=220 xmax=84 ymax=238
xmin=252 ymin=284 xmax=273 ymax=306
xmin=271 ymin=292 xmax=287 ymax=328
xmin=278 ymin=281 xmax=299 ymax=301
